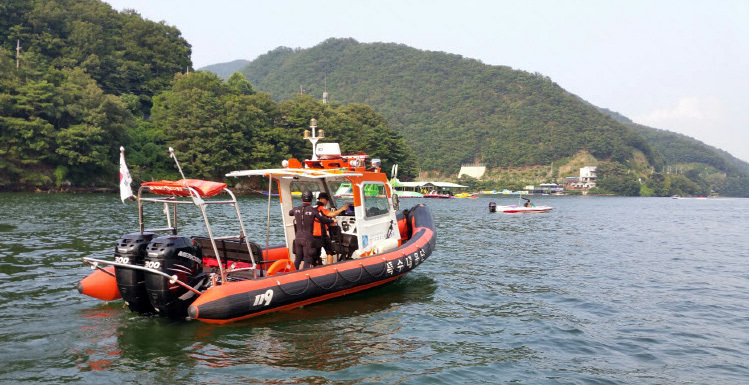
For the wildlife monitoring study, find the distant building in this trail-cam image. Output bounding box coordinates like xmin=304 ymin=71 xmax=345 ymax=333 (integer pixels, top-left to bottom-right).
xmin=580 ymin=166 xmax=597 ymax=188
xmin=565 ymin=166 xmax=597 ymax=190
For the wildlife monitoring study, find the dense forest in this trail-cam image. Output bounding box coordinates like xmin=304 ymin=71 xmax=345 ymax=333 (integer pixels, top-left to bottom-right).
xmin=0 ymin=1 xmax=415 ymax=191
xmin=597 ymin=107 xmax=749 ymax=196
xmin=3 ymin=2 xmax=747 ymax=196
xmin=241 ymin=39 xmax=661 ymax=174
xmin=236 ymin=38 xmax=748 ymax=197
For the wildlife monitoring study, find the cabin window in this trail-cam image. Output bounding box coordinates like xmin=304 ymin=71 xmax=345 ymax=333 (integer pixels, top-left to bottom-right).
xmin=362 ymin=183 xmax=389 ymax=218
xmin=289 ymin=181 xmax=321 ymax=206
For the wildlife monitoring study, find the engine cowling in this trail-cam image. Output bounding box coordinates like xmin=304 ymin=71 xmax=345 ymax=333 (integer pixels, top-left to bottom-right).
xmin=144 ymin=236 xmax=205 ymax=318
xmin=114 ymin=232 xmax=157 ymax=313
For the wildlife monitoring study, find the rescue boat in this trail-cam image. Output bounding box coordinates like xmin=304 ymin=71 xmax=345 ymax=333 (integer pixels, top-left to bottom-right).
xmin=78 ymin=119 xmax=436 ymax=323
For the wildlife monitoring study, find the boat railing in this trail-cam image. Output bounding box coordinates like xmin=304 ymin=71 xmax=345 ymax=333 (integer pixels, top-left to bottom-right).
xmin=83 ymin=256 xmax=203 ymax=295
xmin=136 ymin=183 xmax=258 ymax=282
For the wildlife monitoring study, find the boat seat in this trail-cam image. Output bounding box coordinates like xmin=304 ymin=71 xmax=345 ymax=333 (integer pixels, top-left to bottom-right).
xmin=193 ymin=237 xmax=264 ymax=265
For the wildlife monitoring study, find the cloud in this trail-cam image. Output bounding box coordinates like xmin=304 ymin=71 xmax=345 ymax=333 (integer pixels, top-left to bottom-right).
xmin=635 ymin=96 xmax=723 ymax=124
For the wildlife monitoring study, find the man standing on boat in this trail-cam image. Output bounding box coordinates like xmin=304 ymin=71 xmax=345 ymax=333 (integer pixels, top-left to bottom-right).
xmin=314 ymin=192 xmax=350 ymax=264
xmin=289 ymin=190 xmax=336 ymax=270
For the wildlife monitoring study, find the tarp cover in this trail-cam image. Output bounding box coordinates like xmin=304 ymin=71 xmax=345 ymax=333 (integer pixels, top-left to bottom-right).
xmin=142 ymin=179 xmax=227 ymax=197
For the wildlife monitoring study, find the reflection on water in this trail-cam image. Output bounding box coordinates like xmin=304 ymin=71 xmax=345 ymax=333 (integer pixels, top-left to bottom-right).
xmin=69 ymin=275 xmax=439 ymax=382
xmin=1 ymin=194 xmax=748 ymax=384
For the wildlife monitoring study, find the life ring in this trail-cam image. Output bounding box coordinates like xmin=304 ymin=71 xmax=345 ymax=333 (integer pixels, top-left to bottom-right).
xmin=266 ymin=259 xmax=295 ymax=276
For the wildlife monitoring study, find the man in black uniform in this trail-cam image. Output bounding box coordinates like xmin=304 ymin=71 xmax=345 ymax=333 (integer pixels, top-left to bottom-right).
xmin=289 ymin=190 xmax=336 ymax=270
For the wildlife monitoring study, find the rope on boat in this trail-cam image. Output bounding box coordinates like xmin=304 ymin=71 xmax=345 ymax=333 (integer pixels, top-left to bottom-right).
xmin=334 ymin=265 xmax=364 ymax=283
xmin=307 ymin=270 xmax=340 ymax=290
xmin=274 ymin=275 xmax=312 ymax=296
xmin=360 ymin=258 xmax=388 ymax=278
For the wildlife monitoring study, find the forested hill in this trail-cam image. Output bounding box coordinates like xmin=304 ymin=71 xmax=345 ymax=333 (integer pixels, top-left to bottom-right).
xmin=1 ymin=0 xmax=192 ymax=189
xmin=200 ymin=60 xmax=250 ymax=79
xmin=240 ymin=38 xmax=661 ymax=175
xmin=1 ymin=5 xmax=417 ymax=191
xmin=596 ymin=107 xmax=749 ymax=177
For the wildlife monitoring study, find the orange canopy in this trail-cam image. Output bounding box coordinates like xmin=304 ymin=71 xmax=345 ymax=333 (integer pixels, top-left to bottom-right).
xmin=141 ymin=179 xmax=227 ymax=198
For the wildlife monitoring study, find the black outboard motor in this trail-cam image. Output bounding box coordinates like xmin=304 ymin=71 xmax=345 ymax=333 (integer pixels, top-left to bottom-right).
xmin=144 ymin=236 xmax=206 ymax=318
xmin=114 ymin=232 xmax=157 ymax=314
xmin=489 ymin=202 xmax=497 ymax=213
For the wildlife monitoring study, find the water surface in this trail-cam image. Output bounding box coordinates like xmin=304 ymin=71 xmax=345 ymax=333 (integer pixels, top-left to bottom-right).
xmin=0 ymin=194 xmax=747 ymax=384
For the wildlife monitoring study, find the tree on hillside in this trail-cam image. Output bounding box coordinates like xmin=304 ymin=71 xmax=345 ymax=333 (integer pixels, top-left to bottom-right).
xmin=151 ymin=71 xmax=282 ymax=180
xmin=0 ymin=53 xmax=133 ymax=188
xmin=240 ymin=38 xmax=661 ymax=177
xmin=3 ymin=0 xmax=191 ymax=117
xmin=595 ymin=161 xmax=640 ymax=196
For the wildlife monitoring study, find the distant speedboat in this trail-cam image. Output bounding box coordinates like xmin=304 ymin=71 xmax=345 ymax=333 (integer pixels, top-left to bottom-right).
xmin=495 ymin=197 xmax=552 ymax=213
xmin=454 ymin=192 xmax=477 ymax=198
xmin=495 ymin=204 xmax=553 ymax=213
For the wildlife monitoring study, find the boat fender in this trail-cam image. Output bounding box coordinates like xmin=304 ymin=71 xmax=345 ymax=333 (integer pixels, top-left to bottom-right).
xmin=78 ymin=266 xmax=121 ymax=301
xmin=373 ymin=238 xmax=400 ymax=255
xmin=266 ymin=259 xmax=296 ymax=276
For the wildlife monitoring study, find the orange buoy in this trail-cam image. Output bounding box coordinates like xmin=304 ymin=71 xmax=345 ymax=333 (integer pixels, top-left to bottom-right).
xmin=77 ymin=266 xmax=121 ymax=301
xmin=266 ymin=259 xmax=295 ymax=276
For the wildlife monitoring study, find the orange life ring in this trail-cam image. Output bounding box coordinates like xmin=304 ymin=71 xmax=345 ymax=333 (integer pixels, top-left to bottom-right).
xmin=266 ymin=259 xmax=295 ymax=276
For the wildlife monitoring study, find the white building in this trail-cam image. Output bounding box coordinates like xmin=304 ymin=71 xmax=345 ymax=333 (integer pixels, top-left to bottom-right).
xmin=566 ymin=166 xmax=597 ymax=190
xmin=580 ymin=166 xmax=597 ymax=188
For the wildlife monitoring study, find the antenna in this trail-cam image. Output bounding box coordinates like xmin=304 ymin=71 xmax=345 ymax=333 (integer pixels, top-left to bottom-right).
xmin=169 ymin=147 xmax=188 ymax=181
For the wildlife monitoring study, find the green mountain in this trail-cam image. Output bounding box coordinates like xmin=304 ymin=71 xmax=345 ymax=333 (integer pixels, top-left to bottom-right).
xmin=1 ymin=6 xmax=415 ymax=192
xmin=239 ymin=38 xmax=663 ymax=175
xmin=1 ymin=0 xmax=192 ymax=189
xmin=200 ymin=59 xmax=250 ymax=79
xmin=597 ymin=107 xmax=749 ymax=177
xmin=227 ymin=38 xmax=748 ymax=196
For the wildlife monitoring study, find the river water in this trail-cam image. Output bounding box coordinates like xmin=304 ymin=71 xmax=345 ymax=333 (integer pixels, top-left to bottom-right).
xmin=0 ymin=193 xmax=747 ymax=384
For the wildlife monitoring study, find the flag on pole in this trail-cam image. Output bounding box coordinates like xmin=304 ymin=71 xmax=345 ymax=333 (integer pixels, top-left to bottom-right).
xmin=119 ymin=146 xmax=134 ymax=203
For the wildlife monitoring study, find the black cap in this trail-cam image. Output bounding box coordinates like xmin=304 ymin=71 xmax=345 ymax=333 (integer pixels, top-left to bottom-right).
xmin=301 ymin=190 xmax=313 ymax=202
xmin=318 ymin=192 xmax=330 ymax=200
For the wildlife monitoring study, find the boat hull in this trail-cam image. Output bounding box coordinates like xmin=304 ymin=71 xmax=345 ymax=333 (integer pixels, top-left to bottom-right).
xmin=496 ymin=205 xmax=553 ymax=213
xmin=188 ymin=204 xmax=436 ymax=323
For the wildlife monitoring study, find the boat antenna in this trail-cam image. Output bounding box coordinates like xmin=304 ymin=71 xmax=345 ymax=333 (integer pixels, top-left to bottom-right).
xmin=169 ymin=147 xmax=188 ymax=181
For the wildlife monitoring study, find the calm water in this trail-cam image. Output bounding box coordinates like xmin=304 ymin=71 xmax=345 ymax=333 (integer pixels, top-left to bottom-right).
xmin=0 ymin=193 xmax=747 ymax=384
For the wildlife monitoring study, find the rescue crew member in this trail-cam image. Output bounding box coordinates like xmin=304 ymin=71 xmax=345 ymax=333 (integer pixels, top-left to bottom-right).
xmin=313 ymin=192 xmax=351 ymax=264
xmin=289 ymin=190 xmax=336 ymax=270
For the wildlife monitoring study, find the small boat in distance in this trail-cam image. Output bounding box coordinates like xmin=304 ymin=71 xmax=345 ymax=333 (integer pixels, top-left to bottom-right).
xmin=495 ymin=204 xmax=553 ymax=213
xmin=494 ymin=197 xmax=553 ymax=213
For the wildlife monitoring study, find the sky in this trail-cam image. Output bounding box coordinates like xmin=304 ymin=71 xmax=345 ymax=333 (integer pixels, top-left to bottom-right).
xmin=104 ymin=0 xmax=749 ymax=162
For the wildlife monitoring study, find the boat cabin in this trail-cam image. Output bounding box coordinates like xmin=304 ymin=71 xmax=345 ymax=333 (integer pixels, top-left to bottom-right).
xmin=227 ymin=141 xmax=402 ymax=264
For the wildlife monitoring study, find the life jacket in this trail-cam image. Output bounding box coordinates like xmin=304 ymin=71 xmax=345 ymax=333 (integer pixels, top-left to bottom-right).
xmin=313 ymin=204 xmax=334 ymax=237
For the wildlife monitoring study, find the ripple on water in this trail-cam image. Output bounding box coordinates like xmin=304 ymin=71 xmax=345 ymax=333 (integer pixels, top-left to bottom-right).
xmin=1 ymin=194 xmax=748 ymax=384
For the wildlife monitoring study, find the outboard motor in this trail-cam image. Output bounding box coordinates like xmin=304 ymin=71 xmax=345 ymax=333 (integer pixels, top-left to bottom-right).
xmin=114 ymin=232 xmax=157 ymax=313
xmin=489 ymin=202 xmax=497 ymax=213
xmin=144 ymin=236 xmax=206 ymax=318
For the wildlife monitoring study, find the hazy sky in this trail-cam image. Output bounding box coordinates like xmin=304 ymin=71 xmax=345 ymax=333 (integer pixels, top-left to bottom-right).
xmin=104 ymin=0 xmax=749 ymax=162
